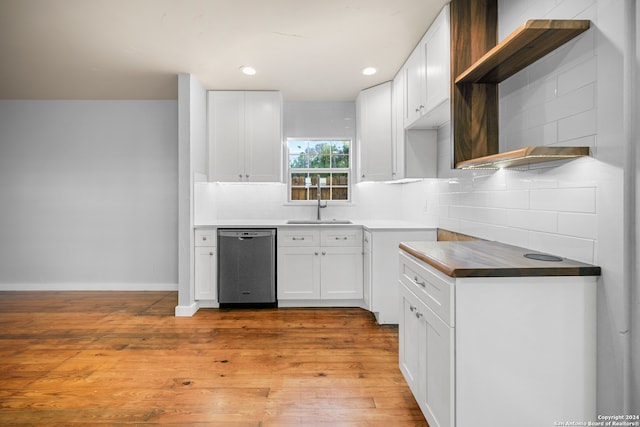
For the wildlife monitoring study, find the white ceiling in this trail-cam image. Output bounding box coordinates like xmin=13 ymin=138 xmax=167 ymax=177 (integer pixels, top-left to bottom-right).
xmin=0 ymin=0 xmax=448 ymax=101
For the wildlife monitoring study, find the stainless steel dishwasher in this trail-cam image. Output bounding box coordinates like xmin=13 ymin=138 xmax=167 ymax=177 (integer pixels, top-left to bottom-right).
xmin=217 ymin=229 xmax=276 ymax=307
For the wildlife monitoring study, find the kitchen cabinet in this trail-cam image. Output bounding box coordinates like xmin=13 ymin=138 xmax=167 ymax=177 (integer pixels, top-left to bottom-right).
xmin=400 ymin=281 xmax=453 ymax=427
xmin=364 ymin=228 xmax=436 ymax=324
xmin=356 ymin=82 xmax=393 ymax=182
xmin=194 ymin=229 xmax=217 ymax=301
xmin=373 ymin=70 xmax=437 ymax=181
xmin=404 ymin=4 xmax=450 ymax=129
xmin=207 ymin=91 xmax=282 ymax=182
xmin=398 ymin=244 xmax=597 ymax=427
xmin=277 ymin=227 xmax=363 ymax=302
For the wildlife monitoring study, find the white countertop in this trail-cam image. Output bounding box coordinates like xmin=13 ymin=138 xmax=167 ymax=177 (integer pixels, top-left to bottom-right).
xmin=195 ymin=219 xmax=436 ymax=231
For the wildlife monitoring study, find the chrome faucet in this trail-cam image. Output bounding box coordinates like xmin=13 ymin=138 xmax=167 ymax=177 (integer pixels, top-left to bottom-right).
xmin=317 ymin=176 xmax=327 ymax=220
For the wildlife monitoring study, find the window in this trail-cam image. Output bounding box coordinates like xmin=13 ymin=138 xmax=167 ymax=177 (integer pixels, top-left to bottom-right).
xmin=287 ymin=139 xmax=351 ymax=202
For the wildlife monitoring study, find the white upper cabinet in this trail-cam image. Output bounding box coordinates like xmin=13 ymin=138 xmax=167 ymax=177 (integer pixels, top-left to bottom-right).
xmin=404 ymin=4 xmax=450 ymax=129
xmin=392 ymin=70 xmax=438 ymax=179
xmin=356 ymin=82 xmax=393 ymax=182
xmin=208 ymin=91 xmax=282 ymax=182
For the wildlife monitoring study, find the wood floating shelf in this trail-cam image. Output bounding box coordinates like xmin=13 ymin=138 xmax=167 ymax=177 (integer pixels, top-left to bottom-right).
xmin=455 ymin=19 xmax=591 ymax=84
xmin=455 ymin=146 xmax=590 ymax=170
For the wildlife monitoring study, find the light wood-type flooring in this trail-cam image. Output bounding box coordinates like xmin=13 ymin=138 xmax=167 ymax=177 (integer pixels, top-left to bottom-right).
xmin=0 ymin=291 xmax=428 ymax=426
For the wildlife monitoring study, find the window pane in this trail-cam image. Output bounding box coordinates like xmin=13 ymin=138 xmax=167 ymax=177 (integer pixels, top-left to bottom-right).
xmin=332 ymin=154 xmax=349 ymax=168
xmin=289 ymin=154 xmax=308 ymax=168
xmin=333 ymin=188 xmax=348 ymax=200
xmin=331 ymin=141 xmax=350 ymax=155
xmin=291 ymin=188 xmax=308 ymax=200
xmin=332 ymin=173 xmax=348 ymax=185
xmin=288 ymin=138 xmax=351 ymax=202
xmin=291 ymin=173 xmax=307 ymax=186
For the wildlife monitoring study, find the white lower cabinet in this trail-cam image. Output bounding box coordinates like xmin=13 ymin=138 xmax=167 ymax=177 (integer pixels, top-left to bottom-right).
xmin=320 ymin=247 xmax=363 ymax=299
xmin=400 ymin=282 xmax=453 ymax=427
xmin=364 ymin=228 xmax=436 ymax=324
xmin=194 ymin=229 xmax=217 ymax=301
xmin=398 ymin=250 xmax=597 ymax=427
xmin=278 ymin=227 xmax=363 ymax=303
xmin=277 ymin=246 xmax=321 ymax=299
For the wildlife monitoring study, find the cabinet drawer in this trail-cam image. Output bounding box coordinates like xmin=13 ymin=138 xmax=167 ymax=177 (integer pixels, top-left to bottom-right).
xmin=321 ymin=228 xmax=363 ymax=247
xmin=399 ymin=251 xmax=454 ymax=326
xmin=195 ymin=229 xmax=216 ymax=247
xmin=278 ymin=228 xmax=320 ymax=247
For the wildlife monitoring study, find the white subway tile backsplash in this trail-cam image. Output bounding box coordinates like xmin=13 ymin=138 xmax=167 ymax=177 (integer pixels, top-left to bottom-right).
xmin=484 ymin=189 xmax=530 ymax=209
xmin=449 ymin=205 xmax=509 ymax=226
xmin=558 ymin=212 xmax=598 ymax=239
xmin=551 ymin=0 xmax=596 ymax=21
xmin=554 ymin=156 xmax=598 ymax=188
xmin=530 ymin=187 xmax=596 ymax=213
xmin=558 ymin=108 xmax=597 ymax=142
xmin=558 ymin=56 xmax=596 ymax=96
xmin=507 ymin=209 xmax=558 ymax=233
xmin=528 ymin=231 xmax=595 ymax=264
xmin=553 ymin=83 xmax=595 ymax=120
xmin=493 ymin=225 xmax=531 ymax=248
xmin=523 ymin=77 xmax=557 ymax=110
xmin=471 ymin=171 xmax=507 ymax=191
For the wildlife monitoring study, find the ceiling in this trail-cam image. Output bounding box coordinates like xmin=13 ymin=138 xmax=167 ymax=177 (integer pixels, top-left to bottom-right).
xmin=0 ymin=0 xmax=448 ymax=101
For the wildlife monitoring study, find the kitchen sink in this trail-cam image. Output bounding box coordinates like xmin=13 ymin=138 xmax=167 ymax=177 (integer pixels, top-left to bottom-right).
xmin=286 ymin=219 xmax=353 ymax=225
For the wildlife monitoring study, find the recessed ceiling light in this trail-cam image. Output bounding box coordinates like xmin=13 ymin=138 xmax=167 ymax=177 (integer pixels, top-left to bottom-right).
xmin=362 ymin=67 xmax=377 ymax=76
xmin=240 ymin=66 xmax=257 ymax=76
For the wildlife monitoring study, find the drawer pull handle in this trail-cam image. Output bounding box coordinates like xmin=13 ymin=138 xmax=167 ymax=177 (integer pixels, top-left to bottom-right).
xmin=292 ymin=237 xmax=305 ymax=241
xmin=409 ymin=305 xmax=416 ymax=312
xmin=415 ymin=312 xmax=423 ymax=319
xmin=315 ymin=252 xmax=319 ymax=256
xmin=202 ymin=236 xmax=207 ymax=241
xmin=414 ymin=276 xmax=426 ymax=288
xmin=209 ymin=252 xmax=214 ymax=256
xmin=335 ymin=237 xmax=348 ymax=240
xmin=322 ymin=251 xmax=326 ymax=256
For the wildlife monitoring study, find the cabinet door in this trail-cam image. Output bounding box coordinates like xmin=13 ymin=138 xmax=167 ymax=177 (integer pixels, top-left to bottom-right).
xmin=404 ymin=5 xmax=450 ymax=130
xmin=363 ymin=231 xmax=372 ymax=311
xmin=357 ymin=82 xmax=393 ymax=182
xmin=400 ymin=283 xmax=454 ymax=427
xmin=208 ymin=91 xmax=245 ymax=182
xmin=424 ymin=5 xmax=450 ymax=113
xmin=391 ymin=72 xmax=406 ymax=180
xmin=404 ymin=49 xmax=425 ymax=126
xmin=277 ymin=246 xmax=321 ymax=300
xmin=195 ymin=246 xmax=217 ymax=300
xmin=244 ymin=91 xmax=282 ymax=182
xmin=399 ymin=284 xmax=422 ymax=397
xmin=418 ymin=297 xmax=454 ymax=427
xmin=320 ymin=247 xmax=363 ymax=299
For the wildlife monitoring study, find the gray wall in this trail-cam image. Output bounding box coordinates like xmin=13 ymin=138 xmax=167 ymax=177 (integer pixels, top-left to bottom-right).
xmin=0 ymin=100 xmax=178 ymax=290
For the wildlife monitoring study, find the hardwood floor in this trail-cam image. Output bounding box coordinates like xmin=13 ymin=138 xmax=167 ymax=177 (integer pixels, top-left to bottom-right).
xmin=0 ymin=291 xmax=428 ymax=426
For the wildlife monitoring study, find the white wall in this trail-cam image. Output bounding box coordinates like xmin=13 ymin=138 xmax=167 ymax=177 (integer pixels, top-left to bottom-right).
xmin=401 ymin=0 xmax=634 ymax=414
xmin=0 ymin=100 xmax=178 ymax=290
xmin=176 ymin=74 xmax=207 ymax=314
xmin=195 ymin=101 xmax=415 ymax=224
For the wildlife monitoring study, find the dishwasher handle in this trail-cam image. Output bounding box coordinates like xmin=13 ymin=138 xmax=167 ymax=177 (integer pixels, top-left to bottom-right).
xmin=218 ymin=229 xmax=276 ymax=239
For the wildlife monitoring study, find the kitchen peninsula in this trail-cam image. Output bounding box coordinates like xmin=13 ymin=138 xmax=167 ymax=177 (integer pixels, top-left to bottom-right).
xmin=398 ymin=239 xmax=600 ymax=427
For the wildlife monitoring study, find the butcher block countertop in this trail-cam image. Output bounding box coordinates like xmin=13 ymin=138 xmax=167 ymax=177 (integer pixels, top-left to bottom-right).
xmin=399 ymin=240 xmax=601 ymax=278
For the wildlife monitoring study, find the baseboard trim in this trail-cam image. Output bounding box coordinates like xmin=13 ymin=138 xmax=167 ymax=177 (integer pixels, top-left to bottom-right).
xmin=0 ymin=283 xmax=179 ymax=291
xmin=175 ymin=302 xmax=199 ymax=317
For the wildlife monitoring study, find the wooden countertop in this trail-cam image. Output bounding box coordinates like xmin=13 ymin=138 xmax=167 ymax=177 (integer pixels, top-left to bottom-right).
xmin=399 ymin=240 xmax=601 ymax=278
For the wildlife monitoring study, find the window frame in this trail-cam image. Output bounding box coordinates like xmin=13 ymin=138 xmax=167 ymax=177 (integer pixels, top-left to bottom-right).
xmin=286 ymin=137 xmax=353 ymax=203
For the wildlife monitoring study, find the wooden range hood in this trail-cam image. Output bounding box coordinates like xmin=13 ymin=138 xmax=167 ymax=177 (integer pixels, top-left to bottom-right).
xmin=450 ymin=0 xmax=591 ymax=170
xmin=455 ymin=146 xmax=590 ymax=170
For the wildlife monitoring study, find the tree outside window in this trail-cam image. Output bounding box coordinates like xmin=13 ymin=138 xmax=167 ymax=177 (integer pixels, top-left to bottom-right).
xmin=288 ymin=139 xmax=351 ymax=202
